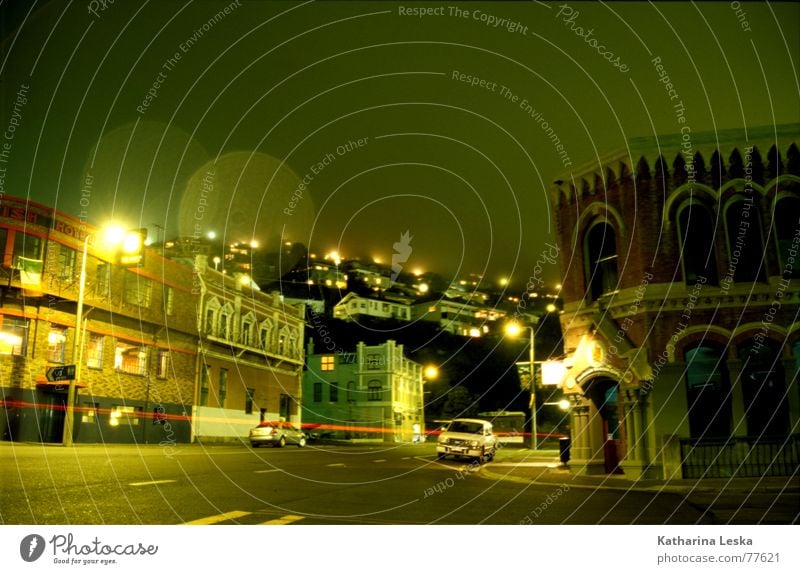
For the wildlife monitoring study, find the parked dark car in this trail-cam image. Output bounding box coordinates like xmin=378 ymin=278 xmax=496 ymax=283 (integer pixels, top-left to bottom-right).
xmin=249 ymin=421 xmax=307 ymax=448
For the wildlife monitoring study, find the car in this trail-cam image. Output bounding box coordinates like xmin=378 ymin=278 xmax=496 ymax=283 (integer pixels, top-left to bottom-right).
xmin=249 ymin=421 xmax=307 ymax=448
xmin=436 ymin=418 xmax=497 ymax=462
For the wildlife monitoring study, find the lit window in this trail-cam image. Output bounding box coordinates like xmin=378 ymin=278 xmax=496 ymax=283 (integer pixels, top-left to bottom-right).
xmin=95 ymin=262 xmax=110 ymax=298
xmin=109 ymin=405 xmax=142 ymax=426
xmin=87 ymin=333 xmax=104 ymax=369
xmin=81 ymin=402 xmax=99 ymax=424
xmin=47 ymin=326 xmax=67 ymax=363
xmin=0 ymin=318 xmax=28 ymax=356
xmin=321 ymin=355 xmax=335 ymax=371
xmin=164 ymin=287 xmax=175 ymax=315
xmin=156 ymin=349 xmax=169 ymax=379
xmin=114 ymin=341 xmax=147 ymax=375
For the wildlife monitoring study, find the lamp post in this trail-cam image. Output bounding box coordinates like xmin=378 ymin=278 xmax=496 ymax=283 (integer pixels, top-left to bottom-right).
xmin=62 ymin=226 xmax=145 ymax=447
xmin=505 ymin=321 xmax=537 ymax=450
xmin=62 ymin=234 xmax=89 ymax=447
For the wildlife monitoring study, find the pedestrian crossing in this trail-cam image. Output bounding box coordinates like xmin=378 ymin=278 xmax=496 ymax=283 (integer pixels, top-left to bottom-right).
xmin=183 ymin=510 xmax=306 ymax=525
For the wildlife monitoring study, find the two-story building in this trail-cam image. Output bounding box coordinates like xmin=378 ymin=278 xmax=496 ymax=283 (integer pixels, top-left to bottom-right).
xmin=193 ymin=259 xmax=305 ymax=442
xmin=0 ymin=196 xmax=197 ymax=445
xmin=302 ymin=340 xmax=424 ymax=442
xmin=549 ymin=124 xmax=799 ymax=479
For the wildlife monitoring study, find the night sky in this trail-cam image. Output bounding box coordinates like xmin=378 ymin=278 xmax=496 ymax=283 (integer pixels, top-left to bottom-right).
xmin=1 ymin=1 xmax=798 ymax=289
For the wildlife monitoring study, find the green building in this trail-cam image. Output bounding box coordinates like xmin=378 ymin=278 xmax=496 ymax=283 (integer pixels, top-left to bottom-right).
xmin=303 ymin=340 xmax=424 ymax=443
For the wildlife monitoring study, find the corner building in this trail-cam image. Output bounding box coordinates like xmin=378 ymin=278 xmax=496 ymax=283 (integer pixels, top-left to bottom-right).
xmin=550 ymin=124 xmax=800 ymax=479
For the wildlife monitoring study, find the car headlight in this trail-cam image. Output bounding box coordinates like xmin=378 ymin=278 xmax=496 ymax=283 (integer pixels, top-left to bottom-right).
xmin=471 ymin=440 xmax=479 ymax=447
xmin=437 ymin=436 xmax=446 ymax=444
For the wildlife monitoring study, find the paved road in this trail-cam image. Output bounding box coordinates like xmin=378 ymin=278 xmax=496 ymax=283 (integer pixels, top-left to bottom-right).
xmin=0 ymin=442 xmax=752 ymax=525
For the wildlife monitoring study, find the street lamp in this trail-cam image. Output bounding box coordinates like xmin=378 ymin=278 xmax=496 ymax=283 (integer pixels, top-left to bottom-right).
xmin=62 ymin=226 xmax=145 ymax=447
xmin=505 ymin=320 xmax=538 ymax=449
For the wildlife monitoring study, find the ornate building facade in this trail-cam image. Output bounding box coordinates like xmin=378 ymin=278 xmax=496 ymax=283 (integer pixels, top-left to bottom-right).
xmin=550 ymin=125 xmax=799 ymax=478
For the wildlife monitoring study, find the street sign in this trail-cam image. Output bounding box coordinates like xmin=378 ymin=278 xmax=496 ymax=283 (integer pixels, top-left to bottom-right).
xmin=46 ymin=365 xmax=76 ymax=382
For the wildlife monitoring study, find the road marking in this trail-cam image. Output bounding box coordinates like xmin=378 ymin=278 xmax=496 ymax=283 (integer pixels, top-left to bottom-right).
xmin=402 ymin=457 xmax=410 ymax=460
xmin=254 ymin=469 xmax=281 ymax=474
xmin=128 ymin=479 xmax=176 ymax=487
xmin=260 ymin=514 xmax=305 ymax=525
xmin=373 ymin=459 xmax=387 ymax=463
xmin=184 ymin=511 xmax=250 ymax=525
xmin=327 ymin=463 xmax=345 ymax=467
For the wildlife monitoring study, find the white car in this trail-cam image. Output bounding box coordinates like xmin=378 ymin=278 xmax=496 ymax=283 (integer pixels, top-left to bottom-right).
xmin=437 ymin=418 xmax=497 ymax=462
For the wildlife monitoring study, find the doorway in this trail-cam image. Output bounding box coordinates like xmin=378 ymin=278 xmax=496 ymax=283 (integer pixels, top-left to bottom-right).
xmin=583 ymin=377 xmax=624 ymax=474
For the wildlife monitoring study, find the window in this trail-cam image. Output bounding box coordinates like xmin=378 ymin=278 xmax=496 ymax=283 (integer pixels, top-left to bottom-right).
xmin=47 ymin=325 xmax=67 ymax=363
xmin=368 ymin=382 xmax=383 ymax=401
xmin=114 ymin=341 xmax=147 ymax=375
xmin=58 ymin=245 xmax=77 ymax=280
xmin=313 ymin=382 xmax=322 ymax=402
xmin=259 ymin=320 xmax=272 ymax=350
xmin=684 ymin=344 xmax=732 ymax=439
xmin=279 ymin=394 xmax=291 ymax=420
xmin=329 ymin=383 xmax=339 ymax=402
xmin=153 ymin=406 xmax=167 ymax=425
xmin=774 ymin=195 xmax=800 ymax=278
xmin=0 ymin=229 xmax=7 ymax=267
xmin=87 ymin=333 xmax=104 ymax=369
xmin=95 ymin=261 xmax=110 ymax=298
xmin=81 ymin=402 xmax=99 ymax=424
xmin=277 ymin=328 xmax=289 ymax=356
xmin=738 ymin=340 xmax=789 ymax=437
xmin=241 ymin=317 xmax=254 ymax=347
xmin=156 ymin=349 xmax=169 ymax=379
xmin=164 ymin=287 xmax=174 ymax=316
xmin=218 ymin=306 xmax=232 ymax=340
xmin=109 ymin=405 xmax=142 ymax=426
xmin=321 ymin=355 xmax=335 ymax=371
xmin=245 ymin=388 xmax=255 ymax=414
xmin=218 ymin=368 xmax=228 ymax=407
xmin=677 ymin=203 xmax=719 ymax=285
xmin=199 ymin=365 xmax=210 ymax=406
xmin=585 ymin=222 xmax=618 ymax=300
xmin=725 ymin=198 xmax=766 ymax=283
xmin=124 ymin=273 xmax=153 ymax=307
xmin=12 ymin=232 xmax=42 ymax=262
xmin=0 ymin=318 xmax=28 ymax=356
xmin=366 ymin=353 xmax=382 ymax=369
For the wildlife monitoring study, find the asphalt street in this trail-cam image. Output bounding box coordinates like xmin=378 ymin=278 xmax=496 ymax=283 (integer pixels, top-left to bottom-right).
xmin=0 ymin=441 xmax=742 ymax=525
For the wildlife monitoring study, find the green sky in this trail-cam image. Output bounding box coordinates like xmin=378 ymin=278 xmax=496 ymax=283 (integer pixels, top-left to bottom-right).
xmin=1 ymin=0 xmax=798 ymax=288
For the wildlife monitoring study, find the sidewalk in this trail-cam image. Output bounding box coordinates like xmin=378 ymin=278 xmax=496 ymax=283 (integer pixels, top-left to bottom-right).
xmin=480 ymin=447 xmax=800 ymax=494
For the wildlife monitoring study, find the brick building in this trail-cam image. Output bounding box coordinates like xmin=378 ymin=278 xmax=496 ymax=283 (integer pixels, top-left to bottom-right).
xmin=0 ymin=196 xmax=196 ymax=444
xmin=0 ymin=196 xmax=305 ymax=445
xmin=549 ymin=124 xmax=799 ymax=478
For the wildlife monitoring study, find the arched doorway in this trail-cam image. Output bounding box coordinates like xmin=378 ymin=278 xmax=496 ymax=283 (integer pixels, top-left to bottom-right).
xmin=582 ymin=376 xmax=624 ymax=474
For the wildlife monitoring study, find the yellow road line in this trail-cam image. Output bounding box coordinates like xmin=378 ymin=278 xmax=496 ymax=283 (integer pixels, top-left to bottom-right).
xmin=184 ymin=510 xmax=250 ymax=525
xmin=260 ymin=514 xmax=305 ymax=525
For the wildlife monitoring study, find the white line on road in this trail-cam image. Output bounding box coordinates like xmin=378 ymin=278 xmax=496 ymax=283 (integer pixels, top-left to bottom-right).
xmin=373 ymin=459 xmax=387 ymax=463
xmin=260 ymin=514 xmax=305 ymax=525
xmin=128 ymin=479 xmax=177 ymax=487
xmin=327 ymin=463 xmax=345 ymax=467
xmin=184 ymin=511 xmax=250 ymax=525
xmin=254 ymin=469 xmax=281 ymax=474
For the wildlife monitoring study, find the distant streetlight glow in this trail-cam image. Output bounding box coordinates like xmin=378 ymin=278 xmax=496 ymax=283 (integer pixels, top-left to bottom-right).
xmin=418 ymin=283 xmax=429 ymax=294
xmin=424 ymin=366 xmax=439 ymax=380
xmin=499 ymin=277 xmax=508 ymax=286
xmin=207 ymin=231 xmax=217 ymax=240
xmin=546 ymin=303 xmax=557 ymax=313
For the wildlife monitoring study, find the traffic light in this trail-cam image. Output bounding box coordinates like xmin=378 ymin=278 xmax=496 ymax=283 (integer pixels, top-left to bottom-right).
xmin=118 ymin=228 xmax=146 ymax=267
